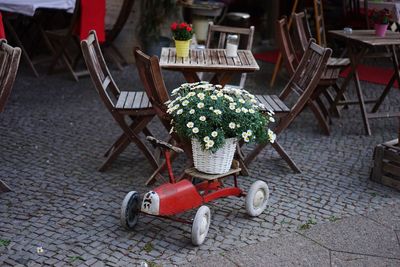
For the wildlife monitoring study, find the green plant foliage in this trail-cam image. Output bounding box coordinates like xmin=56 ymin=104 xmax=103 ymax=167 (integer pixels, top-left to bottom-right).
xmin=167 ymin=82 xmax=275 ymax=153
xmin=139 ymin=0 xmax=177 ymax=46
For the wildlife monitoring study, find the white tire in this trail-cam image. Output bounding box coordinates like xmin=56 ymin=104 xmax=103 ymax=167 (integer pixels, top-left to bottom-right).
xmin=121 ymin=191 xmax=140 ymax=229
xmin=245 ymin=181 xmax=269 ymax=217
xmin=191 ymin=206 xmax=211 ymax=246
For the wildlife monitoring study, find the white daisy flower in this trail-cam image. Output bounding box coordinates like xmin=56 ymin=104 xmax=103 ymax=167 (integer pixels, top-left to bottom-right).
xmin=268 ymin=129 xmax=276 ymax=143
xmin=188 ymin=92 xmax=196 ymax=97
xmin=229 ymin=105 xmax=235 ymax=110
xmin=242 ymin=132 xmax=248 ymax=138
xmin=241 ymin=107 xmax=248 ymax=113
xmin=203 ymin=136 xmax=210 ymax=142
xmin=244 ymin=136 xmax=250 ymax=142
xmin=249 ymin=109 xmax=255 ymax=114
xmin=235 ymin=108 xmax=241 ymax=113
xmin=210 ymin=95 xmax=217 ymax=100
xmin=209 ymin=107 xmax=214 ymax=110
xmin=217 ymin=92 xmax=223 ymax=97
xmin=197 ymin=102 xmax=204 ymax=108
xmin=192 ymin=127 xmax=199 ymax=133
xmin=247 ymin=130 xmax=252 ymax=136
xmin=239 ymin=99 xmax=245 ymax=104
xmin=207 ymin=140 xmax=215 ymax=147
xmin=186 ymin=122 xmax=194 ymax=128
xmin=199 ymin=116 xmax=206 ymax=121
xmin=182 ymin=100 xmax=189 ymax=106
xmin=229 ymin=122 xmax=236 ymax=129
xmin=197 ymin=93 xmax=205 ymax=100
xmin=213 ymin=109 xmax=222 ymax=115
xmin=189 ymin=109 xmax=195 ymax=114
xmin=177 ymin=109 xmax=183 ymax=115
xmin=211 ymin=131 xmax=218 ymax=137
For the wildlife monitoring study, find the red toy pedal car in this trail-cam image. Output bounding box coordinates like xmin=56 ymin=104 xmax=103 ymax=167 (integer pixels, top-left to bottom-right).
xmin=121 ymin=137 xmax=270 ymax=245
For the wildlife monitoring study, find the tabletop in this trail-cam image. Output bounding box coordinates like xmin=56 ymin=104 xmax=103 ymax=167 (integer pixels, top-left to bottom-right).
xmin=0 ymin=0 xmax=75 ymax=16
xmin=330 ymin=30 xmax=400 ymax=46
xmin=159 ymin=47 xmax=260 ymax=72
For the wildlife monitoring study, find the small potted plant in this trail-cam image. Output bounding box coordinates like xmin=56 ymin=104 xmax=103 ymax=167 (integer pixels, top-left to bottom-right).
xmin=166 ymin=82 xmax=276 ymax=174
xmin=369 ymin=8 xmax=392 ymax=37
xmin=170 ymin=21 xmax=194 ymax=58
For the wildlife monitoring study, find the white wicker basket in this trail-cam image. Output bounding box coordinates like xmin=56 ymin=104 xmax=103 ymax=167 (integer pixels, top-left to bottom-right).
xmin=191 ymin=138 xmax=237 ymax=174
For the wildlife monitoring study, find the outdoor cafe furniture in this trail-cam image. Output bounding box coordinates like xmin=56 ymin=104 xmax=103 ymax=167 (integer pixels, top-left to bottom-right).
xmin=244 ymin=41 xmax=332 ymax=171
xmin=330 ymin=29 xmax=400 ymax=135
xmin=276 ymin=17 xmax=335 ymax=135
xmin=0 ymin=40 xmax=22 ymax=193
xmin=158 ymin=47 xmax=259 ymax=87
xmin=0 ymin=0 xmax=76 ymax=77
xmin=0 ymin=0 xmax=133 ymax=80
xmin=205 ymin=22 xmax=255 ymax=89
xmin=80 ymin=31 xmax=160 ymax=174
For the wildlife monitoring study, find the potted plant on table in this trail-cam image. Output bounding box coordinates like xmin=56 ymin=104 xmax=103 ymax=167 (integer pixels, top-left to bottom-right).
xmin=170 ymin=21 xmax=194 ymax=57
xmin=369 ymin=8 xmax=392 ymax=37
xmin=166 ymin=82 xmax=276 ymax=174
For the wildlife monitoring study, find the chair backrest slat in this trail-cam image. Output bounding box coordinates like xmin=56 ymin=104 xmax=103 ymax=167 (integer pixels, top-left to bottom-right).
xmin=0 ymin=40 xmax=22 ymax=113
xmin=276 ymin=17 xmax=299 ymax=77
xmin=81 ymin=31 xmax=120 ymax=110
xmin=276 ymin=41 xmax=332 ymax=134
xmin=293 ymin=11 xmax=312 ymax=54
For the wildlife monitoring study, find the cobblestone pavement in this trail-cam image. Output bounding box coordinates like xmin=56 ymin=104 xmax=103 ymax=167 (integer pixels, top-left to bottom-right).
xmin=0 ymin=60 xmax=400 ymax=266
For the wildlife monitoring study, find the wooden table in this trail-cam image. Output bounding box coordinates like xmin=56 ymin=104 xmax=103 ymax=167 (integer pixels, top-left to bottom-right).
xmin=330 ymin=30 xmax=400 ymax=135
xmin=159 ymin=47 xmax=259 ymax=87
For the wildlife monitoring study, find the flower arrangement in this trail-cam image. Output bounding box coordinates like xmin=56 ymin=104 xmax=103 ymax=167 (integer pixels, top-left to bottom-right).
xmin=166 ymin=82 xmax=276 ymax=153
xmin=369 ymin=8 xmax=392 ymax=25
xmin=170 ymin=21 xmax=194 ymax=41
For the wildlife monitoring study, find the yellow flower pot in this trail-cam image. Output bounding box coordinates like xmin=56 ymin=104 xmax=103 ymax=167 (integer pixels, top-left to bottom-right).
xmin=174 ymin=39 xmax=191 ymax=58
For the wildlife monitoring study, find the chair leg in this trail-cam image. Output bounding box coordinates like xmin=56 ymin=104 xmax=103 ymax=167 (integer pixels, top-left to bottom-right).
xmin=124 ymin=116 xmax=160 ymax=170
xmin=315 ymin=95 xmax=332 ymax=124
xmin=244 ymin=140 xmax=301 ymax=173
xmin=99 ymin=137 xmax=131 ymax=172
xmin=0 ymin=179 xmax=11 ymax=193
xmin=271 ymin=141 xmax=301 ymax=173
xmin=308 ymin=100 xmax=330 ymax=135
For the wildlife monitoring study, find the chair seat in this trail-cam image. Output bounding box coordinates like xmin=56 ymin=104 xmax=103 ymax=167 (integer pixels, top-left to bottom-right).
xmin=115 ymin=91 xmax=153 ymax=113
xmin=255 ymin=95 xmax=290 ymax=115
xmin=322 ymin=67 xmax=341 ymax=82
xmin=328 ymin=57 xmax=350 ymax=67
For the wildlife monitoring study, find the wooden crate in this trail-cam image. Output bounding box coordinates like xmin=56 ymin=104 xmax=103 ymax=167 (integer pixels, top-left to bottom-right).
xmin=371 ymin=139 xmax=400 ymax=190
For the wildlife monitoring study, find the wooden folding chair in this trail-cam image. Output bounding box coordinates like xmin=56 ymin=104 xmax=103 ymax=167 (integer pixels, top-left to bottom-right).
xmin=0 ymin=40 xmax=21 ymax=193
xmin=81 ymin=31 xmax=159 ymax=173
xmin=134 ymin=47 xmax=193 ymax=185
xmin=45 ymin=0 xmax=88 ymax=81
xmin=205 ymin=22 xmax=255 ymax=89
xmin=276 ymin=17 xmax=335 ymax=135
xmin=292 ymin=11 xmax=350 ymax=116
xmin=244 ymin=41 xmax=332 ymax=169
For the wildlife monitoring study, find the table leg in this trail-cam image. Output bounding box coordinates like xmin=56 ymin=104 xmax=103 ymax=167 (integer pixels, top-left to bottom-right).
xmin=182 ymin=71 xmax=201 ymax=83
xmin=350 ymin=45 xmax=371 ymax=135
xmin=3 ymin=16 xmax=39 ymax=77
xmin=371 ymin=45 xmax=400 ymax=113
xmin=334 ymin=43 xmax=371 ymax=135
xmin=210 ymin=72 xmax=234 ymax=87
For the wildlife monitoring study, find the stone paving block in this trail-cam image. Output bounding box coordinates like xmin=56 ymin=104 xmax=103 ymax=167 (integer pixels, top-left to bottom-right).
xmin=302 ymin=216 xmax=400 ymax=259
xmin=1 ymin=61 xmax=400 ymax=266
xmin=331 ymin=251 xmax=400 ymax=267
